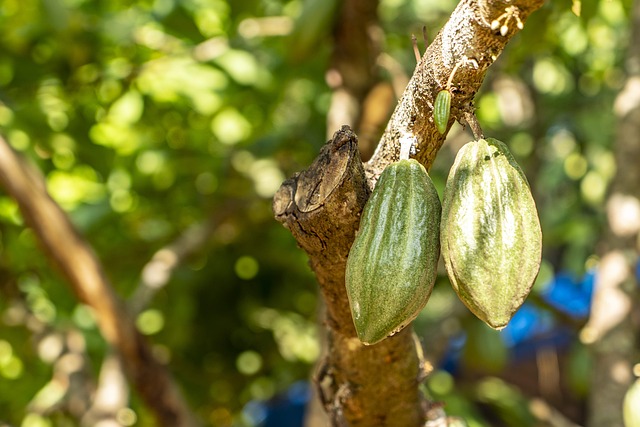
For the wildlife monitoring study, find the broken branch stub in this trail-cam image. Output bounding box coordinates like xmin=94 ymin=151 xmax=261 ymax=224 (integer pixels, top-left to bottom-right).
xmin=273 ymin=126 xmax=370 ymax=335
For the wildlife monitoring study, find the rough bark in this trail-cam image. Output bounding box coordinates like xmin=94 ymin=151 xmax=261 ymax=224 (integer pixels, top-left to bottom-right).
xmin=275 ymin=127 xmax=370 ymax=337
xmin=0 ymin=135 xmax=198 ymax=427
xmin=275 ymin=0 xmax=544 ymax=425
xmin=585 ymin=0 xmax=640 ymax=425
xmin=367 ymin=0 xmax=543 ymax=180
xmin=275 ymin=127 xmax=430 ymax=426
xmin=308 ymin=2 xmax=386 ymax=423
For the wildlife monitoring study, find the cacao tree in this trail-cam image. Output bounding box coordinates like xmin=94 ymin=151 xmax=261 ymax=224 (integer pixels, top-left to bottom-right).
xmin=0 ymin=0 xmax=638 ymax=425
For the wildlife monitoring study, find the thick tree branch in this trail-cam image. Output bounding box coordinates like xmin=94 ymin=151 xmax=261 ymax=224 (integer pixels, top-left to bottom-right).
xmin=367 ymin=0 xmax=544 ymax=180
xmin=275 ymin=127 xmax=369 ymax=336
xmin=0 ymin=135 xmax=197 ymax=427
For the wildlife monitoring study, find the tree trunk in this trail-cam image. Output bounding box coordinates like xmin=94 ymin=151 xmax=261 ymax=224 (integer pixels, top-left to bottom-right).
xmin=274 ymin=0 xmax=544 ymax=425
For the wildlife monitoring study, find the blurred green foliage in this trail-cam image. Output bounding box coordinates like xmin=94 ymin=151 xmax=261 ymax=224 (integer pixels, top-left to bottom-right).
xmin=0 ymin=0 xmax=633 ymax=425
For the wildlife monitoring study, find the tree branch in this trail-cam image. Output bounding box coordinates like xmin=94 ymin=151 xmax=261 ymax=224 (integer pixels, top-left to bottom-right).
xmin=367 ymin=0 xmax=544 ymax=180
xmin=275 ymin=127 xmax=368 ymax=336
xmin=0 ymin=135 xmax=198 ymax=427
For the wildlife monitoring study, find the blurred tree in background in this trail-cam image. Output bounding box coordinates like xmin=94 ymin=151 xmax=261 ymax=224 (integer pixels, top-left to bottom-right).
xmin=0 ymin=0 xmax=638 ymax=426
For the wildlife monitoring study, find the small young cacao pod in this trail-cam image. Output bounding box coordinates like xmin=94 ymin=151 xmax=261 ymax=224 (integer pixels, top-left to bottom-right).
xmin=346 ymin=159 xmax=441 ymax=345
xmin=434 ymin=90 xmax=452 ymax=135
xmin=441 ymin=138 xmax=542 ymax=329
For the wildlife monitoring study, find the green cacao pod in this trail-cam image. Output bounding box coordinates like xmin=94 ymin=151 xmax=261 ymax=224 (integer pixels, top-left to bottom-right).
xmin=441 ymin=138 xmax=542 ymax=329
xmin=346 ymin=159 xmax=441 ymax=345
xmin=434 ymin=90 xmax=452 ymax=135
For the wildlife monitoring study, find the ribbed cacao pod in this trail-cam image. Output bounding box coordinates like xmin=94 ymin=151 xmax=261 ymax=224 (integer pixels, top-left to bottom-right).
xmin=346 ymin=159 xmax=441 ymax=345
xmin=441 ymin=138 xmax=542 ymax=329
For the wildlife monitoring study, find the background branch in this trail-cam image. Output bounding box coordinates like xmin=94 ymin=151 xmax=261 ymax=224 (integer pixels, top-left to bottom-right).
xmin=326 ymin=0 xmax=389 ymax=160
xmin=128 ymin=204 xmax=240 ymax=315
xmin=0 ymin=135 xmax=197 ymax=427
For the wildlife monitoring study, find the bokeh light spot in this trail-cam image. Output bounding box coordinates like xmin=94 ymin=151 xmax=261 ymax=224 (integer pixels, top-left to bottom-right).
xmin=21 ymin=414 xmax=52 ymax=427
xmin=211 ymin=108 xmax=252 ymax=145
xmin=73 ymin=304 xmax=97 ymax=330
xmin=116 ymin=408 xmax=137 ymax=426
xmin=236 ymin=351 xmax=262 ymax=375
xmin=235 ymin=256 xmax=259 ymax=280
xmin=581 ymin=171 xmax=607 ymax=205
xmin=509 ymin=133 xmax=534 ymax=158
xmin=0 ymin=340 xmax=13 ymax=365
xmin=428 ymin=370 xmax=454 ymax=395
xmin=195 ymin=172 xmax=218 ymax=195
xmin=1 ymin=355 xmax=23 ymax=379
xmin=564 ymin=152 xmax=588 ymax=180
xmin=136 ymin=309 xmax=165 ymax=335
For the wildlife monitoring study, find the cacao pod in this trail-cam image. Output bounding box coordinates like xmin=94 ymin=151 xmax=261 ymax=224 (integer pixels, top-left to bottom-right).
xmin=434 ymin=90 xmax=452 ymax=135
xmin=441 ymin=138 xmax=542 ymax=329
xmin=346 ymin=159 xmax=441 ymax=345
